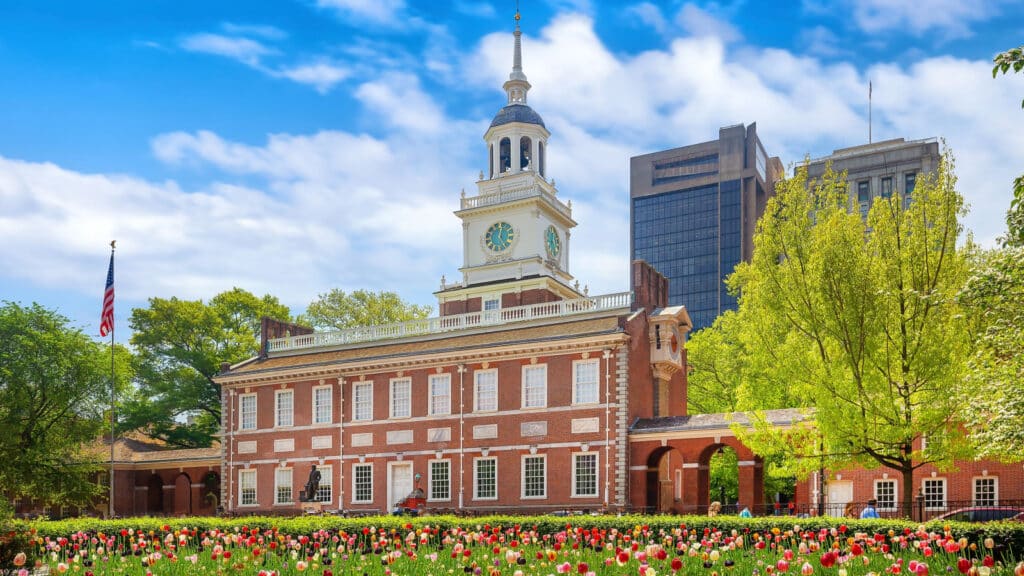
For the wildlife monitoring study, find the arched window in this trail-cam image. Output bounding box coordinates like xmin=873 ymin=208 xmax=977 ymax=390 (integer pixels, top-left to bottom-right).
xmin=520 ymin=136 xmax=532 ymax=170
xmin=499 ymin=138 xmax=511 ymax=173
xmin=489 ymin=144 xmax=494 ymax=179
xmin=538 ymin=141 xmax=546 ymax=177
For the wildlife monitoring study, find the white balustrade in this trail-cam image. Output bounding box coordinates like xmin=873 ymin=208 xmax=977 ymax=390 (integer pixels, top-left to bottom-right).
xmin=267 ymin=291 xmax=632 ymax=353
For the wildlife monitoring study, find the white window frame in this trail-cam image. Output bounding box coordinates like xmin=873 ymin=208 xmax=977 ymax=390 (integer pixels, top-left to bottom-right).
xmin=572 ymin=359 xmax=600 ymax=405
xmin=483 ymin=297 xmax=500 ymax=311
xmin=312 ymin=385 xmax=333 ymax=425
xmin=428 ymin=459 xmax=451 ymax=502
xmin=521 ymin=365 xmax=547 ymax=409
xmin=473 ymin=457 xmax=498 ymax=500
xmin=428 ymin=373 xmax=451 ymax=416
xmin=873 ymin=479 xmax=897 ymax=512
xmin=352 ymin=463 xmax=373 ymax=504
xmin=390 ymin=377 xmax=411 ymax=419
xmin=922 ymin=478 xmax=947 ymax=511
xmin=352 ymin=381 xmax=373 ymax=422
xmin=274 ymin=467 xmax=293 ymax=505
xmin=238 ymin=469 xmax=257 ymax=507
xmin=315 ymin=465 xmax=333 ymax=504
xmin=572 ymin=452 xmax=599 ymax=498
xmin=474 ymin=369 xmax=498 ymax=412
xmin=973 ymin=476 xmax=998 ymax=506
xmin=239 ymin=393 xmax=257 ymax=431
xmin=275 ymin=389 xmax=294 ymax=428
xmin=521 ymin=454 xmax=547 ymax=499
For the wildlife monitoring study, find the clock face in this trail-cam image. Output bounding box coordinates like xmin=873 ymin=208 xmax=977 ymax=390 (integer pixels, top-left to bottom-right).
xmin=485 ymin=221 xmax=515 ymax=252
xmin=669 ymin=325 xmax=682 ymax=360
xmin=544 ymin=226 xmax=561 ymax=259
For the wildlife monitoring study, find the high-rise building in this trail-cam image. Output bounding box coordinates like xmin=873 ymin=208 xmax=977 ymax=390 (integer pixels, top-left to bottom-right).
xmin=630 ymin=124 xmax=783 ymax=331
xmin=803 ymin=137 xmax=940 ymax=218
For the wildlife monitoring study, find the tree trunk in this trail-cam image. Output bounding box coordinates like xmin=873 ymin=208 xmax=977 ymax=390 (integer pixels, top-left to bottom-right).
xmin=901 ymin=464 xmax=916 ymax=519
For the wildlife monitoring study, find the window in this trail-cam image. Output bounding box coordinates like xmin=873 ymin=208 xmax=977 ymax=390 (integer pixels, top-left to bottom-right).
xmin=881 ymin=176 xmax=893 ymax=198
xmin=923 ymin=478 xmax=946 ymax=510
xmin=275 ymin=390 xmax=294 ymax=427
xmin=275 ymin=468 xmax=292 ymax=505
xmin=474 ymin=370 xmax=498 ymax=412
xmin=390 ymin=378 xmax=411 ymax=419
xmin=974 ymin=477 xmax=997 ymax=506
xmin=352 ymin=464 xmax=373 ymax=503
xmin=353 ymin=381 xmax=373 ymax=422
xmin=429 ymin=374 xmax=451 ymax=416
xmin=239 ymin=469 xmax=257 ymax=506
xmin=240 ymin=394 xmax=257 ymax=430
xmin=874 ymin=479 xmax=897 ymax=511
xmin=474 ymin=457 xmax=497 ymax=500
xmin=573 ymin=453 xmax=598 ymax=497
xmin=315 ymin=465 xmax=333 ymax=503
xmin=522 ymin=455 xmax=546 ymax=499
xmin=522 ymin=365 xmax=547 ymax=409
xmin=312 ymin=386 xmax=332 ymax=424
xmin=573 ymin=360 xmax=600 ymax=404
xmin=857 ymin=181 xmax=870 ymax=218
xmin=429 ymin=460 xmax=450 ymax=501
xmin=904 ymin=172 xmax=916 ymax=209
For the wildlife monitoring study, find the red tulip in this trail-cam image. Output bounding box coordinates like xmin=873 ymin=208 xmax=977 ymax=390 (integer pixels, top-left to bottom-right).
xmin=820 ymin=552 xmax=837 ymax=568
xmin=957 ymin=558 xmax=972 ymax=575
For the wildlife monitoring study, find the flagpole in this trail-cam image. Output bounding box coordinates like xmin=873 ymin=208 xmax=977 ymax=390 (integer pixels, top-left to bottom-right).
xmin=108 ymin=240 xmax=116 ymax=519
xmin=869 ymin=81 xmax=873 ymax=144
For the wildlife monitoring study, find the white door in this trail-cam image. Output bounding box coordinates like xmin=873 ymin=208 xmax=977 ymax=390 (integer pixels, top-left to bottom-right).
xmin=828 ymin=480 xmax=853 ymax=512
xmin=388 ymin=462 xmax=414 ymax=509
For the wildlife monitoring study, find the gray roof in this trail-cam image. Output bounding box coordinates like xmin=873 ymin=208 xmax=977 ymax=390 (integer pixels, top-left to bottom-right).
xmin=631 ymin=408 xmax=811 ymax=433
xmin=490 ymin=104 xmax=546 ymax=129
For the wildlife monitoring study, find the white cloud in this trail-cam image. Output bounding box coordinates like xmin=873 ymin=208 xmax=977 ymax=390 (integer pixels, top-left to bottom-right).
xmin=316 ymin=0 xmax=406 ymax=24
xmin=454 ymin=1 xmax=496 ymax=18
xmin=179 ymin=33 xmax=275 ymax=66
xmin=625 ymin=2 xmax=669 ymax=36
xmin=276 ymin=62 xmax=351 ymax=93
xmin=355 ymin=73 xmax=446 ymax=133
xmin=824 ymin=0 xmax=1010 ymax=38
xmin=675 ymin=3 xmax=743 ymax=43
xmin=221 ymin=22 xmax=288 ymax=40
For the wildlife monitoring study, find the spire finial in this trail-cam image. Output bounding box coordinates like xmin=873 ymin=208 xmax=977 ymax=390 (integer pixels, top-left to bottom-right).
xmin=504 ymin=2 xmax=530 ymax=104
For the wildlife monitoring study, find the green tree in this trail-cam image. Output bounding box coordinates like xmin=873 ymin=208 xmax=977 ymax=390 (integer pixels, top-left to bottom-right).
xmin=122 ymin=288 xmax=291 ymax=447
xmin=956 ymin=50 xmax=1024 ymax=459
xmin=0 ymin=302 xmax=124 ymax=506
xmin=301 ymin=289 xmax=431 ymax=331
xmin=720 ymin=152 xmax=972 ymax=514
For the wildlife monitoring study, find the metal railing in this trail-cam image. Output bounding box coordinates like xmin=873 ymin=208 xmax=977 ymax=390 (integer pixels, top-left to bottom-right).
xmin=267 ymin=291 xmax=633 ymax=353
xmin=460 ymin=183 xmax=571 ymax=218
xmin=638 ymin=500 xmax=1024 ymax=522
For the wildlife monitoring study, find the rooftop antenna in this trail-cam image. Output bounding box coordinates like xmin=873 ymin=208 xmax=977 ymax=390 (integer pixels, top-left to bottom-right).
xmin=869 ymin=80 xmax=873 ymax=144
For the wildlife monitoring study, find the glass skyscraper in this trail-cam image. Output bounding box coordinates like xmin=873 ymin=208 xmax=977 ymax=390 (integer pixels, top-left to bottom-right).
xmin=630 ymin=124 xmax=781 ymax=331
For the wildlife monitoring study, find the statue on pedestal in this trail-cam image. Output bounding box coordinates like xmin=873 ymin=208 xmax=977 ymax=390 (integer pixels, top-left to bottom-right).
xmin=300 ymin=465 xmax=321 ymax=502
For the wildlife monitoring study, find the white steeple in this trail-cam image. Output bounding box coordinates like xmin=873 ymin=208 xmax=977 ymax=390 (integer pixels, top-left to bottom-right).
xmin=434 ymin=10 xmax=580 ymax=312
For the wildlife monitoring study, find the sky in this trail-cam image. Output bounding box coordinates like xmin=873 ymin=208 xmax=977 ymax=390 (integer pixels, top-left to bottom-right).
xmin=1 ymin=0 xmax=1022 ymax=341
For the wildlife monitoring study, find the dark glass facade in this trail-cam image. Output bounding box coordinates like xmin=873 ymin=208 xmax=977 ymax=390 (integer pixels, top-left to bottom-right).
xmin=632 ymin=178 xmax=743 ymax=331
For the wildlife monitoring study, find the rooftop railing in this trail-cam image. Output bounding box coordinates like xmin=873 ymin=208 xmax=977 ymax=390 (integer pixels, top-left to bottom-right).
xmin=460 ymin=182 xmax=571 ymax=219
xmin=267 ymin=291 xmax=632 ymax=353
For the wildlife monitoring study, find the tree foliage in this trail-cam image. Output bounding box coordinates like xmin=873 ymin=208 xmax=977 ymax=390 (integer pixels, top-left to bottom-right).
xmin=704 ymin=151 xmax=972 ymax=513
xmin=301 ymin=289 xmax=431 ymax=331
xmin=0 ymin=302 xmax=125 ymax=507
xmin=122 ymin=288 xmax=291 ymax=448
xmin=956 ymin=49 xmax=1024 ymax=459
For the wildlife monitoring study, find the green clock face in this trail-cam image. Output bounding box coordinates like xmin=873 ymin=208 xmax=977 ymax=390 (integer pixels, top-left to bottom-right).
xmin=485 ymin=221 xmax=515 ymax=252
xmin=545 ymin=225 xmax=561 ymax=258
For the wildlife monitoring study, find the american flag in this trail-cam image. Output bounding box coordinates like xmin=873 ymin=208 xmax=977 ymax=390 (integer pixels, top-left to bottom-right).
xmin=99 ymin=250 xmax=115 ymax=337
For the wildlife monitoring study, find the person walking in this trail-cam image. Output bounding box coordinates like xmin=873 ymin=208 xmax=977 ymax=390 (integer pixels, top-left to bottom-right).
xmin=860 ymin=499 xmax=880 ymax=519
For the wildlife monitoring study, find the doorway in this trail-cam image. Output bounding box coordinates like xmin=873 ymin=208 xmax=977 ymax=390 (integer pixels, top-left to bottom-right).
xmin=388 ymin=462 xmax=414 ymax=510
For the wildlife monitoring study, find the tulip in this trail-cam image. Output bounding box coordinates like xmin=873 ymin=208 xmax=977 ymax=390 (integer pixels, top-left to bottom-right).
xmin=13 ymin=553 xmax=26 ymax=567
xmin=777 ymin=560 xmax=790 ymax=572
xmin=802 ymin=563 xmax=814 ymax=576
xmin=957 ymin=558 xmax=972 ymax=575
xmin=1016 ymin=563 xmax=1024 ymax=576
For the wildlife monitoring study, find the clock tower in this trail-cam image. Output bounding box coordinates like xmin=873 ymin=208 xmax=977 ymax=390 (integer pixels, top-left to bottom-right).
xmin=436 ymin=13 xmax=581 ymax=315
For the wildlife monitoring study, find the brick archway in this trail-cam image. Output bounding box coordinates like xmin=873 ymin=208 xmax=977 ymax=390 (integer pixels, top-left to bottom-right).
xmin=645 ymin=446 xmax=685 ymax=513
xmin=173 ymin=473 xmax=192 ymax=516
xmin=630 ymin=435 xmax=764 ymax=513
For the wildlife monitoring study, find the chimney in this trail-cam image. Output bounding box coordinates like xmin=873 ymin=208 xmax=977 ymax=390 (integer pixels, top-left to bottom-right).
xmin=259 ymin=316 xmax=315 ymax=358
xmin=631 ymin=260 xmax=669 ymax=313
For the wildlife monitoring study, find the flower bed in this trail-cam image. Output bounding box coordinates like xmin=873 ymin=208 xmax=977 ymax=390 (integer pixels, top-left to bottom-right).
xmin=10 ymin=517 xmax=1024 ymax=575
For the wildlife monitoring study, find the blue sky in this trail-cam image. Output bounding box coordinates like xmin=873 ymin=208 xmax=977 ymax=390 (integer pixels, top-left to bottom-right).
xmin=1 ymin=0 xmax=1023 ymax=340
